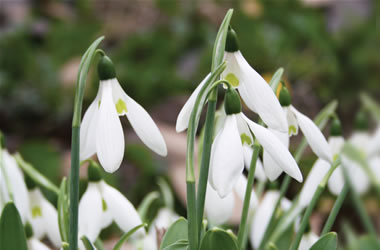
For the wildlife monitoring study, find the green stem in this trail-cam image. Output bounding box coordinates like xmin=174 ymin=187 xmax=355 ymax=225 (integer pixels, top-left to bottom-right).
xmin=237 ymin=142 xmax=261 ymax=250
xmin=187 ymin=181 xmax=198 ymax=250
xmin=289 ymin=159 xmax=340 ymax=250
xmin=196 ymin=98 xmax=217 ymax=244
xmin=321 ymin=183 xmax=349 ymax=235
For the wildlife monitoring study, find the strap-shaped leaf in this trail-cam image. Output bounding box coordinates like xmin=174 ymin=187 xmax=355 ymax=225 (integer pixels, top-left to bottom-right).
xmin=0 ymin=202 xmax=28 ymax=250
xmin=113 ymin=223 xmax=146 ymax=250
xmin=310 ymin=232 xmax=337 ymax=250
xmin=162 ymin=239 xmax=188 ymax=250
xmin=347 ymin=235 xmax=380 ymax=250
xmin=58 ymin=177 xmax=69 ymax=242
xmin=360 ymin=93 xmax=380 ymax=121
xmin=160 ymin=217 xmax=188 ymax=250
xmin=137 ymin=191 xmax=160 ymax=222
xmin=269 ymin=67 xmax=284 ymax=92
xmin=200 ymin=228 xmax=238 ymax=250
xmin=81 ymin=236 xmax=95 ymax=250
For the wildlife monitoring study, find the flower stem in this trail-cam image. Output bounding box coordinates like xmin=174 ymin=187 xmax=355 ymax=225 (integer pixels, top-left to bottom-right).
xmin=320 ymin=183 xmax=349 ymax=235
xmin=289 ymin=159 xmax=340 ymax=250
xmin=187 ymin=181 xmax=198 ymax=250
xmin=237 ymin=141 xmax=261 ymax=250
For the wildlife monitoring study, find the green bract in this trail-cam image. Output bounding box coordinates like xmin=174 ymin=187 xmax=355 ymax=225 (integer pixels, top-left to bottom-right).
xmin=98 ymin=55 xmax=116 ymax=80
xmin=224 ymin=88 xmax=242 ymax=115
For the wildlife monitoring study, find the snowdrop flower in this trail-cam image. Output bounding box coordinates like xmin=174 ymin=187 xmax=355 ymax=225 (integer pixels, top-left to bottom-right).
xmin=26 ymin=180 xmax=61 ymax=248
xmin=25 ymin=223 xmax=51 ymax=250
xmin=205 ymin=175 xmax=258 ymax=226
xmin=78 ymin=164 xmax=144 ymax=247
xmin=210 ymin=88 xmax=302 ymax=198
xmin=0 ymin=150 xmax=29 ymax=223
xmin=299 ymin=231 xmax=319 ymax=250
xmin=80 ymin=55 xmax=167 ymax=173
xmin=263 ymin=86 xmax=333 ymax=181
xmin=249 ymin=191 xmax=292 ymax=249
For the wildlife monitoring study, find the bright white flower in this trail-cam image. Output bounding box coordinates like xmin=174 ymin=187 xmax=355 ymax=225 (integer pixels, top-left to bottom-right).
xmin=80 ymin=56 xmax=167 ymax=173
xmin=28 ymin=188 xmax=61 ymax=248
xmin=27 ymin=238 xmax=50 ymax=250
xmin=249 ymin=191 xmax=292 ymax=249
xmin=79 ymin=179 xmax=144 ymax=246
xmin=299 ymin=231 xmax=319 ymax=250
xmin=0 ymin=150 xmax=29 ymax=223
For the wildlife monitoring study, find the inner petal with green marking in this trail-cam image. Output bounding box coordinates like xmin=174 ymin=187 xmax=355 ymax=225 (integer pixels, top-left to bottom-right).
xmin=225 ymin=73 xmax=240 ymax=87
xmin=289 ymin=125 xmax=297 ymax=136
xmin=241 ymin=133 xmax=252 ymax=146
xmin=31 ymin=206 xmax=42 ymax=218
xmin=115 ymin=99 xmax=128 ymax=115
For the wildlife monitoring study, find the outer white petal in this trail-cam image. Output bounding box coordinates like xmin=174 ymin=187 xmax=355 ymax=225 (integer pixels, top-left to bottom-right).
xmin=230 ymin=52 xmax=287 ymax=132
xmin=234 ymin=174 xmax=258 ymax=208
xmin=101 ymin=181 xmax=144 ymax=237
xmin=28 ymin=238 xmax=50 ymax=250
xmin=28 ymin=189 xmax=45 ymax=239
xmin=284 ymin=106 xmax=298 ymax=136
xmin=80 ymin=84 xmax=102 ymax=161
xmin=328 ymin=136 xmax=344 ymax=159
xmin=243 ymin=145 xmax=267 ymax=182
xmin=41 ymin=195 xmax=61 ymax=247
xmin=205 ymin=183 xmax=234 ymax=226
xmin=299 ymin=232 xmax=319 ymax=250
xmin=78 ymin=183 xmax=103 ymax=242
xmin=263 ymin=128 xmax=289 ymax=181
xmin=176 ymin=74 xmax=209 ymax=132
xmin=328 ymin=166 xmax=345 ymax=196
xmin=349 ymin=162 xmax=370 ymax=195
xmin=349 ymin=131 xmax=371 ymax=154
xmin=2 ymin=150 xmax=29 ymax=223
xmin=368 ymin=126 xmax=380 ymax=158
xmin=299 ymin=159 xmax=330 ymax=208
xmin=243 ymin=115 xmax=303 ymax=182
xmin=96 ymin=80 xmax=125 ymax=173
xmin=210 ymin=115 xmax=245 ymax=198
xmin=369 ymin=156 xmax=380 ymax=182
xmin=290 ymin=106 xmax=333 ymax=163
xmin=153 ymin=208 xmax=178 ymax=230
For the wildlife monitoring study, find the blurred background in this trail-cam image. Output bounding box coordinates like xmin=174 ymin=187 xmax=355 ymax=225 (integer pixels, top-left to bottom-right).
xmin=0 ymin=0 xmax=379 ymax=248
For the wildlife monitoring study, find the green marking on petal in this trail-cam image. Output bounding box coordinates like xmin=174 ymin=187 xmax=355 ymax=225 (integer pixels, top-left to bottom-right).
xmin=289 ymin=125 xmax=297 ymax=136
xmin=115 ymin=99 xmax=127 ymax=114
xmin=225 ymin=73 xmax=240 ymax=87
xmin=241 ymin=133 xmax=252 ymax=145
xmin=102 ymin=199 xmax=108 ymax=212
xmin=98 ymin=100 xmax=101 ymax=108
xmin=31 ymin=206 xmax=42 ymax=218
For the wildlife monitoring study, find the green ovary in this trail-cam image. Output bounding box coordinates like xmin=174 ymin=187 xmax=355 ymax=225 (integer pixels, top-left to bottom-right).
xmin=241 ymin=133 xmax=252 ymax=145
xmin=31 ymin=206 xmax=42 ymax=218
xmin=225 ymin=73 xmax=240 ymax=87
xmin=115 ymin=99 xmax=127 ymax=114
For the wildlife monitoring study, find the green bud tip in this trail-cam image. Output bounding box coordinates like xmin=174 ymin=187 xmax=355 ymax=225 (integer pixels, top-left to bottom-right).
xmin=88 ymin=162 xmax=102 ymax=182
xmin=98 ymin=55 xmax=116 ymax=80
xmin=224 ymin=88 xmax=242 ymax=115
xmin=25 ymin=175 xmax=37 ymax=190
xmin=279 ymin=86 xmax=291 ymax=107
xmin=354 ymin=110 xmax=368 ymax=131
xmin=330 ymin=117 xmax=342 ymax=136
xmin=25 ymin=222 xmax=33 ymax=239
xmin=225 ymin=27 xmax=239 ymax=52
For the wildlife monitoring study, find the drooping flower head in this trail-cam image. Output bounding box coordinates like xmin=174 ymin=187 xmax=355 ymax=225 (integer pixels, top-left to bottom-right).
xmin=80 ymin=55 xmax=167 ymax=173
xmin=25 ymin=222 xmax=51 ymax=250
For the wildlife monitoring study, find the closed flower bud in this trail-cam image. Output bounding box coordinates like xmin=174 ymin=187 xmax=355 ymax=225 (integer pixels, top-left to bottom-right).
xmin=224 ymin=88 xmax=242 ymax=115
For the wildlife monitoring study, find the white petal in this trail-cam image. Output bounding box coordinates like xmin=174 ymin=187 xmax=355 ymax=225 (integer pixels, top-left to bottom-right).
xmin=290 ymin=106 xmax=333 ymax=163
xmin=243 ymin=145 xmax=267 ymax=182
xmin=349 ymin=131 xmax=371 ymax=153
xmin=369 ymin=156 xmax=380 ymax=182
xmin=153 ymin=208 xmax=178 ymax=230
xmin=78 ymin=183 xmax=103 ymax=242
xmin=210 ymin=115 xmax=245 ymax=198
xmin=28 ymin=189 xmax=45 ymax=239
xmin=299 ymin=232 xmax=319 ymax=250
xmin=80 ymin=84 xmax=102 ymax=161
xmin=299 ymin=159 xmax=330 ymax=208
xmin=328 ymin=166 xmax=345 ymax=196
xmin=243 ymin=115 xmax=303 ymax=182
xmin=221 ymin=53 xmax=242 ymax=89
xmin=28 ymin=238 xmax=50 ymax=250
xmin=234 ymin=174 xmax=258 ymax=208
xmin=176 ymin=74 xmax=209 ymax=132
xmin=230 ymin=51 xmax=287 ymax=132
xmin=368 ymin=126 xmax=380 ymax=158
xmin=96 ymin=80 xmax=125 ymax=173
xmin=205 ymin=183 xmax=234 ymax=226
xmin=341 ymin=156 xmax=370 ymax=195
xmin=236 ymin=113 xmax=254 ymax=146
xmin=328 ymin=136 xmax=345 ymax=160
xmin=284 ymin=106 xmax=298 ymax=136
xmin=41 ymin=195 xmax=61 ymax=247
xmin=101 ymin=181 xmax=144 ymax=237
xmin=2 ymin=150 xmax=29 ymax=223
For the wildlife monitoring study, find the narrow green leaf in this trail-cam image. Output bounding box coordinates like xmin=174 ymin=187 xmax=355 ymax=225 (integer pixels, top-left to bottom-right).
xmin=81 ymin=236 xmax=95 ymax=250
xmin=0 ymin=203 xmax=28 ymax=250
xmin=347 ymin=235 xmax=380 ymax=250
xmin=266 ymin=242 xmax=279 ymax=250
xmin=14 ymin=153 xmax=59 ymax=194
xmin=160 ymin=218 xmax=188 ymax=250
xmin=162 ymin=239 xmax=188 ymax=250
xmin=157 ymin=178 xmax=174 ymax=209
xmin=94 ymin=238 xmax=105 ymax=250
xmin=360 ymin=93 xmax=380 ymax=121
xmin=200 ymin=228 xmax=238 ymax=250
xmin=211 ymin=9 xmax=234 ymax=71
xmin=310 ymin=232 xmax=337 ymax=250
xmin=113 ymin=223 xmax=147 ymax=250
xmin=269 ymin=67 xmax=284 ymax=92
xmin=58 ymin=177 xmax=69 ymax=242
xmin=137 ymin=191 xmax=160 ymax=222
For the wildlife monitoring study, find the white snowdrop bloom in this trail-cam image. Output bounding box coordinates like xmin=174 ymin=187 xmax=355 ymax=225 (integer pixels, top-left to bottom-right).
xmin=205 ymin=175 xmax=258 ymax=226
xmin=221 ymin=28 xmax=288 ymax=133
xmin=262 ymin=86 xmax=333 ymax=182
xmin=78 ymin=165 xmax=144 ymax=246
xmin=25 ymin=223 xmax=51 ymax=250
xmin=299 ymin=231 xmax=319 ymax=250
xmin=28 ymin=188 xmax=61 ymax=248
xmin=249 ymin=191 xmax=292 ymax=249
xmin=0 ymin=150 xmax=29 ymax=223
xmin=210 ymin=88 xmax=302 ymax=198
xmin=80 ymin=55 xmax=167 ymax=173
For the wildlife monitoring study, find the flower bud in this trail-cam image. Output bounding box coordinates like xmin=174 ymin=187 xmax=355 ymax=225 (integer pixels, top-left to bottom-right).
xmin=225 ymin=27 xmax=239 ymax=52
xmin=88 ymin=161 xmax=102 ymax=182
xmin=330 ymin=117 xmax=342 ymax=136
xmin=279 ymin=86 xmax=291 ymax=107
xmin=354 ymin=110 xmax=368 ymax=131
xmin=224 ymin=88 xmax=242 ymax=115
xmin=25 ymin=222 xmax=33 ymax=239
xmin=98 ymin=55 xmax=116 ymax=80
